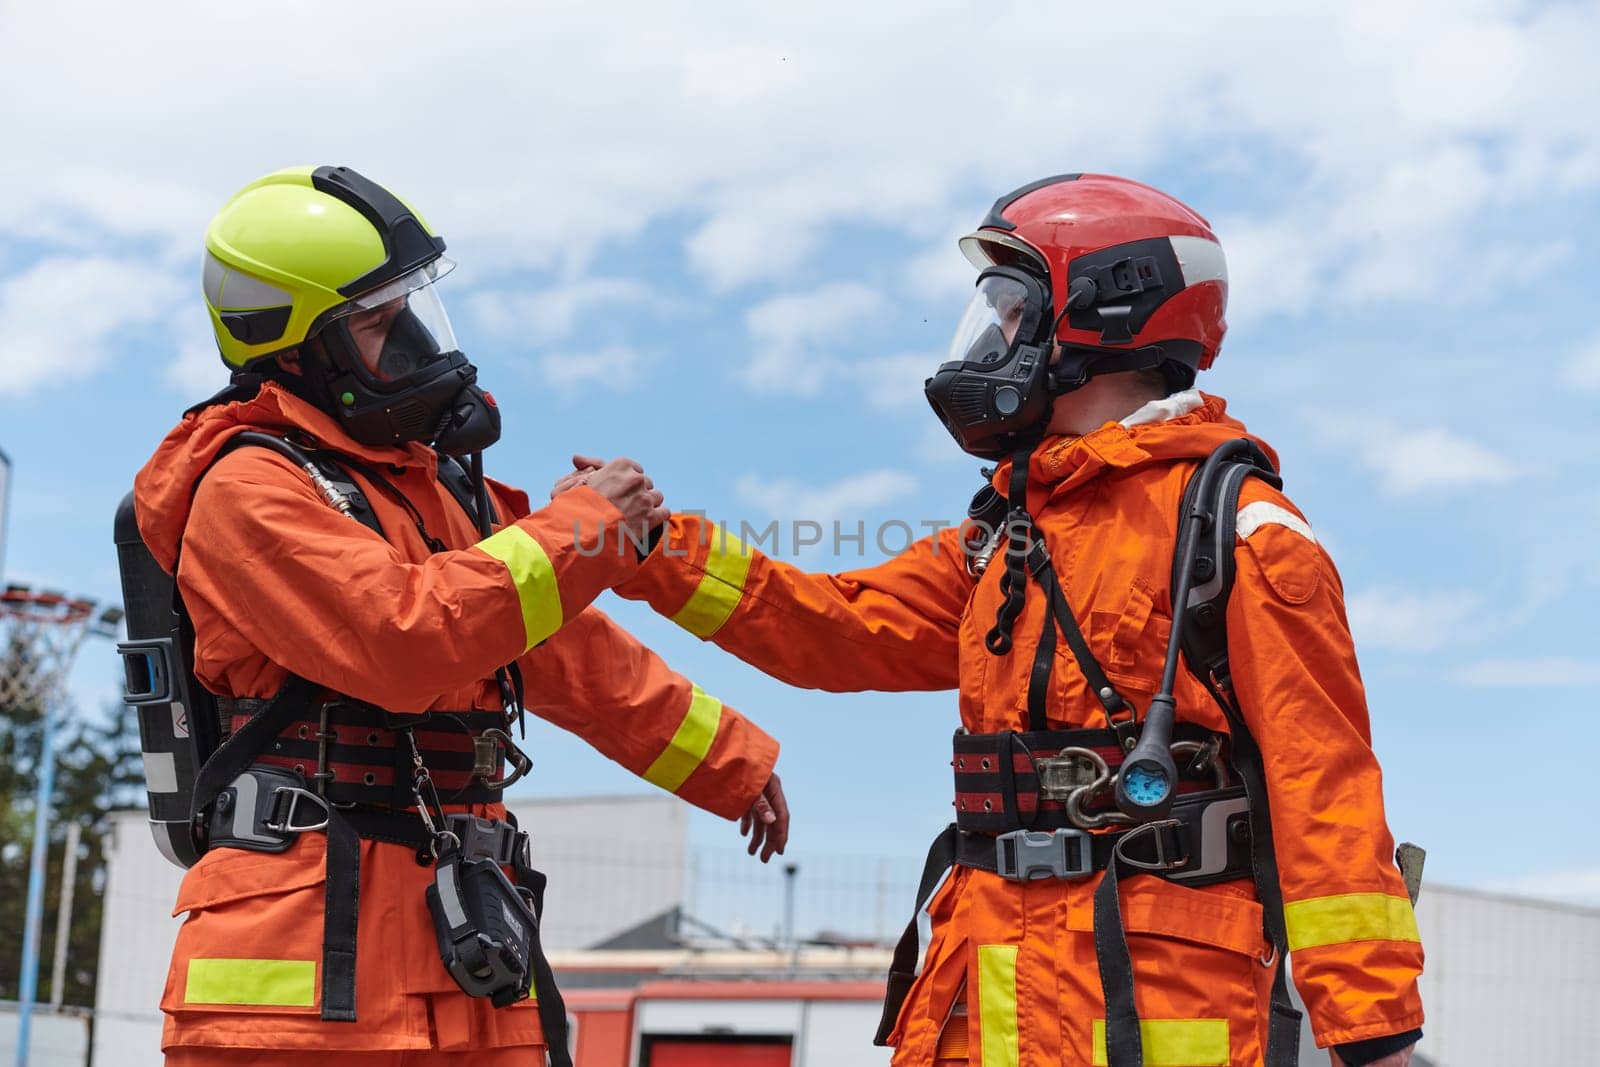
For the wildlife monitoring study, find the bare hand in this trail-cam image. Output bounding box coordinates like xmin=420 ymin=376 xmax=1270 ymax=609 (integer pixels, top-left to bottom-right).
xmin=738 ymin=772 xmax=789 ymax=863
xmin=552 ymin=454 xmax=667 ymax=544
xmin=1331 ymin=1046 xmax=1414 ymax=1067
xmin=549 ymin=453 xmax=604 ymax=499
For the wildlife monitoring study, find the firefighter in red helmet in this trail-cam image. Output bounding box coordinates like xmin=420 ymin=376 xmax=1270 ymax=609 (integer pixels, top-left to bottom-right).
xmin=587 ymin=174 xmax=1425 ymax=1066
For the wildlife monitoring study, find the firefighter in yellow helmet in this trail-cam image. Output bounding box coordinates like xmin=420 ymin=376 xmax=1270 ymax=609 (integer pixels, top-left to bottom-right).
xmin=132 ymin=166 xmax=789 ymax=1066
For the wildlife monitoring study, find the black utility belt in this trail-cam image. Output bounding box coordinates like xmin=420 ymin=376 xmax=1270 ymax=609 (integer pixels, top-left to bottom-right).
xmin=206 ymin=764 xmax=520 ymax=862
xmin=219 ymin=695 xmax=529 ymax=809
xmin=953 ymin=723 xmax=1232 ymax=834
xmin=206 ymin=764 xmax=553 ymax=1011
xmin=955 ymin=785 xmax=1253 ymax=886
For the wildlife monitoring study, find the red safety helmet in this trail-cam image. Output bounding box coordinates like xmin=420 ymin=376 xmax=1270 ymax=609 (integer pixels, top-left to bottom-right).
xmin=927 ymin=174 xmax=1228 ymax=458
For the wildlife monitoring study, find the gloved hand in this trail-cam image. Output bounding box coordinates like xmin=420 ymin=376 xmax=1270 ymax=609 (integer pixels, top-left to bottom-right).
xmin=738 ymin=771 xmax=790 ymax=863
xmin=551 ymin=454 xmax=667 ymax=552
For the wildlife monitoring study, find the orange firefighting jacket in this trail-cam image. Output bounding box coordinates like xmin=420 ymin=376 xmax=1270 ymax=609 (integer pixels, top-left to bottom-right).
xmin=133 ymin=381 xmax=779 ymax=1054
xmin=618 ymin=393 xmax=1423 ymax=1065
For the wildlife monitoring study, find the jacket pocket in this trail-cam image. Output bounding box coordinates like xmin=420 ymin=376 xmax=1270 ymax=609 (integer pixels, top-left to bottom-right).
xmin=163 ymin=842 xmax=328 ymax=1017
xmin=1068 ymin=876 xmax=1269 ymax=1066
xmin=1088 ymin=577 xmax=1172 ymax=696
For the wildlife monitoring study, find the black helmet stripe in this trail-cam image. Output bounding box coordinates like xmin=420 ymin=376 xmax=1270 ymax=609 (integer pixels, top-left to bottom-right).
xmin=312 ymin=165 xmax=448 ymax=297
xmin=979 ymin=173 xmax=1083 ymax=232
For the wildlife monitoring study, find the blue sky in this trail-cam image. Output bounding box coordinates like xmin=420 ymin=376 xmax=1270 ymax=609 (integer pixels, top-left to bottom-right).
xmin=3 ymin=0 xmax=1600 ymax=914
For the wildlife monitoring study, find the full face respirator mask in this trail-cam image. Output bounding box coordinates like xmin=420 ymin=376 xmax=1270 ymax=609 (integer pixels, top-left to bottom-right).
xmin=924 ymin=266 xmax=1061 ymax=461
xmin=307 ymin=257 xmax=501 ymax=456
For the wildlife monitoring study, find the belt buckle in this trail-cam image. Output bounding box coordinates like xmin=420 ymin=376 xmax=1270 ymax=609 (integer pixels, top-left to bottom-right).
xmin=1112 ymin=818 xmax=1189 ymax=872
xmin=1035 ymin=752 xmax=1100 ymax=802
xmin=265 ymin=785 xmax=331 ymax=834
xmin=445 ymin=813 xmax=521 ymax=866
xmin=994 ymin=828 xmax=1092 ymax=881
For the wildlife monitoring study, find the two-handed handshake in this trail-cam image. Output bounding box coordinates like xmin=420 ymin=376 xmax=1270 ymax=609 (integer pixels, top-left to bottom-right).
xmin=550 ymin=453 xmax=669 ymax=545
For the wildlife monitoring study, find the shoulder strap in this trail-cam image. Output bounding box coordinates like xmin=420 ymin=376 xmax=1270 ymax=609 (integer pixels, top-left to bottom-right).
xmin=211 ymin=432 xmax=388 ymax=540
xmin=1173 ymin=441 xmax=1279 ymax=694
xmin=1166 ymin=441 xmax=1304 ymax=1067
xmin=435 ymin=452 xmax=499 ymax=528
xmin=186 ymin=434 xmax=394 ymax=817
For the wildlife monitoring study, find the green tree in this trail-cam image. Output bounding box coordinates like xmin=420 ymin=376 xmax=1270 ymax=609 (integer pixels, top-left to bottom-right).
xmin=1 ymin=631 xmax=142 ymax=1008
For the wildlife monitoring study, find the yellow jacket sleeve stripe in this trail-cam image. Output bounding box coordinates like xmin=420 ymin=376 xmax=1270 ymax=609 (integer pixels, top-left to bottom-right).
xmin=642 ymin=685 xmax=724 ymax=793
xmin=185 ymin=958 xmax=316 ymax=1007
xmin=477 ymin=525 xmax=563 ymax=650
xmin=1091 ymin=1020 xmax=1229 ymax=1066
xmin=670 ymin=525 xmax=755 ymax=638
xmin=1284 ymin=892 xmax=1421 ymax=952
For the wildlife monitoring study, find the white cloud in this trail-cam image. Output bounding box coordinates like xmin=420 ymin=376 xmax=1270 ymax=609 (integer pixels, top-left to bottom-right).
xmin=736 ymin=468 xmax=917 ymax=526
xmin=1313 ymin=415 xmax=1516 ymax=495
xmin=0 ymin=256 xmax=184 ymax=396
xmin=742 ymin=282 xmax=884 ymax=393
xmin=0 ymin=0 xmax=1591 ymax=306
xmin=1454 ymin=658 xmax=1600 ymax=687
xmin=1345 ymin=587 xmax=1480 ymax=652
xmin=1563 ymin=337 xmax=1600 ymax=390
xmin=467 ymin=278 xmax=658 ymax=347
xmin=537 ymin=345 xmax=644 ymax=392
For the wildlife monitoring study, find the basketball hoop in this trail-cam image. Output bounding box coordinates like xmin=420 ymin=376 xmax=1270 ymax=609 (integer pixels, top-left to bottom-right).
xmin=0 ymin=584 xmax=116 ymax=715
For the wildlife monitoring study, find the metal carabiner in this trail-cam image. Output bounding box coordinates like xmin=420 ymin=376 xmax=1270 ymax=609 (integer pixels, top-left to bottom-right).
xmin=1170 ymin=736 xmax=1228 ymax=790
xmin=472 ymin=727 xmax=532 ymax=791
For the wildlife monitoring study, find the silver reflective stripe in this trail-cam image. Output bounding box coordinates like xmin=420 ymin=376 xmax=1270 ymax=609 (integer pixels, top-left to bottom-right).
xmin=1167 ymin=795 xmax=1250 ymax=882
xmin=226 ymin=773 xmax=281 ymax=847
xmin=203 ymin=253 xmax=227 ymax=307
xmin=437 ymin=865 xmax=470 ymax=931
xmin=215 ymin=265 xmax=292 ymax=311
xmin=1170 ymin=235 xmax=1228 ymax=288
xmin=151 ymin=822 xmax=187 ymax=868
xmin=1236 ymin=501 xmax=1317 ymax=544
xmin=142 ymin=751 xmax=178 ymax=794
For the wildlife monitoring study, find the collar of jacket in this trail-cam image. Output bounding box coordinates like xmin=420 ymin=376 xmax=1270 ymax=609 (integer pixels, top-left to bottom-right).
xmin=134 ymin=379 xmax=443 ymax=573
xmin=988 ymin=391 xmax=1280 ymax=515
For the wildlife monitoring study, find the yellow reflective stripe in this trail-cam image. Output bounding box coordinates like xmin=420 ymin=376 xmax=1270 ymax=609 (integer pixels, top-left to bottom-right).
xmin=670 ymin=525 xmax=755 ymax=638
xmin=978 ymin=944 xmax=1019 ymax=1067
xmin=477 ymin=525 xmax=562 ymax=650
xmin=1284 ymin=892 xmax=1421 ymax=952
xmin=642 ymin=685 xmax=723 ymax=793
xmin=1092 ymin=1019 xmax=1229 ymax=1066
xmin=185 ymin=958 xmax=316 ymax=1007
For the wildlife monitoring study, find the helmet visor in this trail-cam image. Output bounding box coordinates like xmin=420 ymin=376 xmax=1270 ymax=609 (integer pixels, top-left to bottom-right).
xmin=946 ymin=273 xmax=1040 ymax=367
xmin=322 ymin=258 xmax=461 ymax=385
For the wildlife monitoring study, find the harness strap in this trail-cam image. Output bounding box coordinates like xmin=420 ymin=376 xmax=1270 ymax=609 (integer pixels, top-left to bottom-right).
xmin=874 ymin=825 xmax=959 ymax=1047
xmin=1035 ymin=544 xmax=1132 ymax=728
xmin=1090 ymin=445 xmax=1299 ymax=1067
xmin=321 ymin=811 xmax=361 ymax=1021
xmin=984 ymin=445 xmax=1036 ymax=655
xmin=504 ymin=811 xmax=573 ymax=1067
xmin=1206 ymin=677 xmax=1300 ymax=1067
xmin=1093 ymin=851 xmax=1144 ymax=1067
